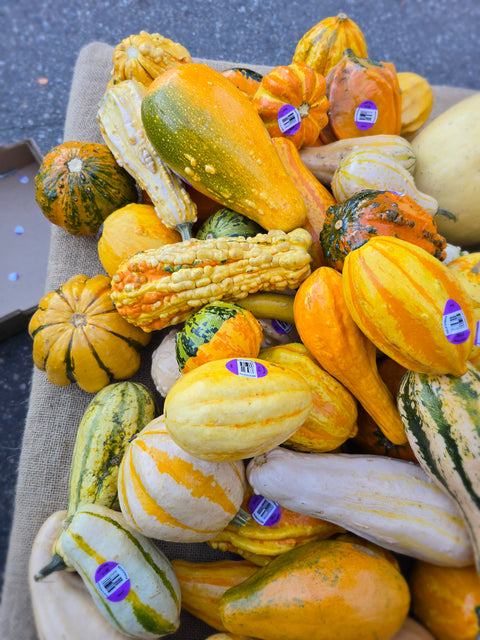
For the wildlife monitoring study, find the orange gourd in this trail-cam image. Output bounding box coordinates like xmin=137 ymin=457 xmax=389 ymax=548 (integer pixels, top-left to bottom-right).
xmin=409 ymin=560 xmax=480 ymax=640
xmin=220 ymin=67 xmax=263 ymax=100
xmin=253 ymin=62 xmax=330 ymax=149
xmin=342 ymin=236 xmax=475 ymax=376
xmin=293 ymin=266 xmax=407 ymax=444
xmin=272 ymin=136 xmax=336 ymax=269
xmin=292 ymin=13 xmax=368 ymax=77
xmin=219 ymin=538 xmax=410 ymax=640
xmin=320 ymin=49 xmax=402 ymax=144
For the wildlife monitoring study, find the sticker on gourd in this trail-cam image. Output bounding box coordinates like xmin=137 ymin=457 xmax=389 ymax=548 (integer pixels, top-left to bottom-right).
xmin=354 ymin=100 xmax=378 ymax=130
xmin=277 ymin=105 xmax=302 ymax=135
xmin=226 ymin=358 xmax=267 ymax=378
xmin=95 ymin=561 xmax=130 ymax=602
xmin=442 ymin=299 xmax=471 ymax=344
xmin=249 ymin=494 xmax=281 ymax=526
xmin=271 ymin=319 xmax=294 ymax=335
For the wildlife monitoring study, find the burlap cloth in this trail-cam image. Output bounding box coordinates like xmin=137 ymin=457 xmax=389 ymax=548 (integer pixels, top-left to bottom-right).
xmin=0 ymin=41 xmax=477 ymax=640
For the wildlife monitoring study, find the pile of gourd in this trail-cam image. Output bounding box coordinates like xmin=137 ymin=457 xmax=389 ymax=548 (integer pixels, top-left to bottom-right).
xmin=29 ymin=14 xmax=480 ymax=640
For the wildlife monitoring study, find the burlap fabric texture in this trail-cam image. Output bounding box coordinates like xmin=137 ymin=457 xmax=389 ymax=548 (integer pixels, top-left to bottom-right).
xmin=0 ymin=40 xmax=477 ymax=640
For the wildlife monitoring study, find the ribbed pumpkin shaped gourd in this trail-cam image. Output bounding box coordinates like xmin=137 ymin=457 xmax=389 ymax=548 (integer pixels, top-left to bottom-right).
xmin=164 ymin=357 xmax=313 ymax=462
xmin=293 ymin=266 xmax=407 ymax=445
xmin=141 ymin=63 xmax=307 ymax=232
xmin=292 ymin=13 xmax=368 ymax=77
xmin=342 ymin=236 xmax=474 ymax=376
xmin=320 ymin=189 xmax=446 ymax=272
xmin=118 ymin=416 xmax=246 ymax=542
xmin=28 ymin=274 xmax=151 ymax=393
xmin=175 ymin=301 xmax=263 ymax=373
xmin=258 ymin=342 xmax=358 ymax=452
xmin=218 ymin=538 xmax=410 ymax=640
xmin=34 ymin=141 xmax=138 ymax=236
xmin=398 ymin=363 xmax=480 ymax=572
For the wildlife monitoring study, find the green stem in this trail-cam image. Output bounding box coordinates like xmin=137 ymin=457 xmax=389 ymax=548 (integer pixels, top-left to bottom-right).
xmin=176 ymin=222 xmax=193 ymax=241
xmin=34 ymin=553 xmax=68 ymax=582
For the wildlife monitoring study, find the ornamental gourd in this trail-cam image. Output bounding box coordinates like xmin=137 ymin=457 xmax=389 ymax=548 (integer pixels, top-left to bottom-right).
xmin=320 ymin=49 xmax=402 ymax=144
xmin=292 ymin=13 xmax=368 ymax=77
xmin=163 ymin=357 xmax=313 ymax=462
xmin=320 ymin=189 xmax=446 ymax=271
xmin=196 ymin=208 xmax=266 ymax=240
xmin=253 ymin=62 xmax=330 ymax=149
xmin=220 ymin=67 xmax=263 ymax=100
xmin=117 ymin=416 xmax=247 ymax=542
xmin=34 ymin=141 xmax=138 ymax=236
xmin=141 ymin=62 xmax=307 ymax=232
xmin=448 ymin=252 xmax=480 ymax=368
xmin=342 ymin=236 xmax=475 ymax=376
xmin=397 ymin=71 xmax=434 ymax=139
xmin=28 ymin=274 xmax=151 ymax=393
xmin=175 ymin=301 xmax=263 ymax=373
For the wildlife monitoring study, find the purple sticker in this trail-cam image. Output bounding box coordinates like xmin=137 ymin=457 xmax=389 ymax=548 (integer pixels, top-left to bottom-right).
xmin=387 ymin=190 xmax=406 ymax=197
xmin=278 ymin=104 xmax=302 ymax=135
xmin=95 ymin=561 xmax=130 ymax=602
xmin=475 ymin=321 xmax=480 ymax=347
xmin=271 ymin=319 xmax=294 ymax=335
xmin=442 ymin=299 xmax=471 ymax=344
xmin=249 ymin=494 xmax=281 ymax=526
xmin=354 ymin=100 xmax=378 ymax=130
xmin=226 ymin=358 xmax=267 ymax=378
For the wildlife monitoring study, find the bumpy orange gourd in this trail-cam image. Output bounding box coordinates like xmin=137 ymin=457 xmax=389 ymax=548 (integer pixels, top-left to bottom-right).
xmin=97 ymin=203 xmax=181 ymax=277
xmin=28 ymin=274 xmax=150 ymax=393
xmin=320 ymin=49 xmax=402 ymax=144
xmin=219 ymin=538 xmax=410 ymax=640
xmin=272 ymin=136 xmax=336 ymax=269
xmin=292 ymin=13 xmax=368 ymax=77
xmin=293 ymin=266 xmax=407 ymax=444
xmin=253 ymin=62 xmax=330 ymax=149
xmin=448 ymin=252 xmax=480 ymax=369
xmin=409 ymin=560 xmax=480 ymax=640
xmin=259 ymin=342 xmax=358 ymax=452
xmin=342 ymin=236 xmax=475 ymax=376
xmin=171 ymin=558 xmax=259 ymax=631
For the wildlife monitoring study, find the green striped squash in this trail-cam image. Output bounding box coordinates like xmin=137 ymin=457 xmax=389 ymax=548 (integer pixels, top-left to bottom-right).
xmin=60 ymin=504 xmax=181 ymax=638
xmin=398 ymin=363 xmax=480 ymax=571
xmin=196 ymin=207 xmax=266 ymax=240
xmin=175 ymin=301 xmax=263 ymax=373
xmin=68 ymin=381 xmax=158 ymax=515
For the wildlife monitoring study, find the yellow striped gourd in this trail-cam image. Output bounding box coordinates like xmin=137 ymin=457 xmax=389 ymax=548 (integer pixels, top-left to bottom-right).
xmin=59 ymin=503 xmax=181 ymax=639
xmin=247 ymin=447 xmax=474 ymax=567
xmin=117 ymin=416 xmax=247 ymax=542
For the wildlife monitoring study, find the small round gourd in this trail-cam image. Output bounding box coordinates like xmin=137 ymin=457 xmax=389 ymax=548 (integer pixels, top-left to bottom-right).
xmin=34 ymin=141 xmax=138 ymax=236
xmin=196 ymin=208 xmax=266 ymax=240
xmin=175 ymin=301 xmax=263 ymax=373
xmin=117 ymin=416 xmax=246 ymax=542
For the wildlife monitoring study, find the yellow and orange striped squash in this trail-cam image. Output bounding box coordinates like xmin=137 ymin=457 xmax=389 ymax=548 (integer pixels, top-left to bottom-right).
xmin=342 ymin=236 xmax=475 ymax=376
xmin=448 ymin=252 xmax=480 ymax=369
xmin=258 ymin=342 xmax=358 ymax=452
xmin=164 ymin=357 xmax=313 ymax=462
xmin=117 ymin=416 xmax=246 ymax=542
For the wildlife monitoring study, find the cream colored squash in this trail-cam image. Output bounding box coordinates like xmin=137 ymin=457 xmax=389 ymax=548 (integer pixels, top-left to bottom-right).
xmin=150 ymin=327 xmax=183 ymax=396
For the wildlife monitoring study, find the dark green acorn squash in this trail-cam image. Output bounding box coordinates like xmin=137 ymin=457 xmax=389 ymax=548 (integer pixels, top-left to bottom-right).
xmin=196 ymin=207 xmax=266 ymax=240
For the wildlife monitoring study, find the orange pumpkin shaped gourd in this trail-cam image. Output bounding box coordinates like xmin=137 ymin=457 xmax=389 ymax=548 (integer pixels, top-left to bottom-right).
xmin=292 ymin=13 xmax=368 ymax=77
xmin=342 ymin=236 xmax=475 ymax=376
xmin=293 ymin=266 xmax=407 ymax=445
xmin=320 ymin=49 xmax=402 ymax=144
xmin=28 ymin=274 xmax=150 ymax=393
xmin=253 ymin=62 xmax=330 ymax=149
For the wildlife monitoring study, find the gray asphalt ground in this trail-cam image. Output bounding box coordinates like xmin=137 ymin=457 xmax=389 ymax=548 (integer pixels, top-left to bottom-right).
xmin=0 ymin=0 xmax=479 ymax=593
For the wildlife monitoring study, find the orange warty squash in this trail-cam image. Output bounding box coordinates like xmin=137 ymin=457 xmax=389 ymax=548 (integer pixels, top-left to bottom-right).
xmin=253 ymin=62 xmax=330 ymax=149
xmin=320 ymin=49 xmax=402 ymax=144
xmin=320 ymin=189 xmax=447 ymax=272
xmin=258 ymin=342 xmax=358 ymax=452
xmin=342 ymin=236 xmax=475 ymax=376
xmin=409 ymin=560 xmax=480 ymax=640
xmin=293 ymin=266 xmax=407 ymax=445
xmin=292 ymin=13 xmax=368 ymax=78
xmin=272 ymin=136 xmax=336 ymax=269
xmin=28 ymin=274 xmax=150 ymax=393
xmin=219 ymin=538 xmax=410 ymax=640
xmin=97 ymin=203 xmax=181 ymax=277
xmin=220 ymin=67 xmax=263 ymax=100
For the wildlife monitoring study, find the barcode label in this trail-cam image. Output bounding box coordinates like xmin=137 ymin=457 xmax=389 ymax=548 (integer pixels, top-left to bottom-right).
xmin=226 ymin=358 xmax=268 ymax=378
xmin=95 ymin=561 xmax=130 ymax=602
xmin=442 ymin=299 xmax=471 ymax=344
xmin=354 ymin=100 xmax=378 ymax=131
xmin=277 ymin=104 xmax=302 ymax=135
xmin=250 ymin=496 xmax=281 ymax=526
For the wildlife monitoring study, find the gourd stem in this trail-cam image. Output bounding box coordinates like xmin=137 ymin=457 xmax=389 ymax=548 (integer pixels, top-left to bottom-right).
xmin=34 ymin=553 xmax=68 ymax=582
xmin=176 ymin=222 xmax=193 ymax=241
xmin=229 ymin=508 xmax=251 ymax=527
